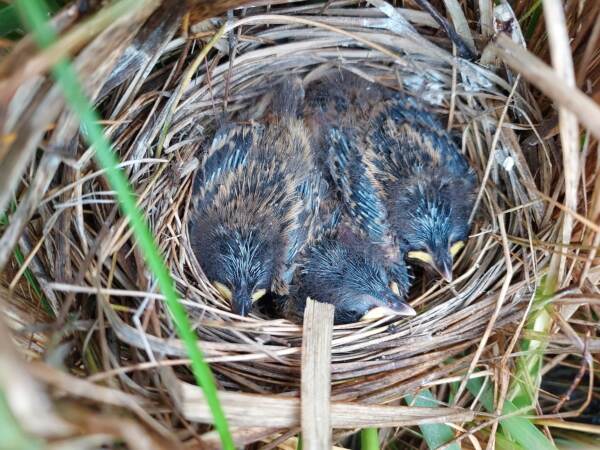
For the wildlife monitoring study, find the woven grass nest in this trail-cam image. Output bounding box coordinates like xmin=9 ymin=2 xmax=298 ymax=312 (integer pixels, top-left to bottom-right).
xmin=2 ymin=0 xmax=600 ymax=448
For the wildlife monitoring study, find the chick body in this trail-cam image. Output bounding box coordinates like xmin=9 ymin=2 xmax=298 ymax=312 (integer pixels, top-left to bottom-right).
xmin=191 ymin=78 xmax=321 ymax=316
xmin=306 ymin=72 xmax=477 ymax=281
xmin=284 ymin=199 xmax=414 ymax=325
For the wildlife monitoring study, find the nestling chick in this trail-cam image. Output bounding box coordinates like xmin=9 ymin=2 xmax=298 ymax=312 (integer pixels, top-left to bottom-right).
xmin=306 ymin=71 xmax=477 ymax=282
xmin=190 ymin=78 xmax=321 ymax=316
xmin=283 ymin=201 xmax=415 ymax=325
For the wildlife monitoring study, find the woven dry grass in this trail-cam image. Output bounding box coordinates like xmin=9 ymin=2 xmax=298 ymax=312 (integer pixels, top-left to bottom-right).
xmin=1 ymin=0 xmax=600 ymax=448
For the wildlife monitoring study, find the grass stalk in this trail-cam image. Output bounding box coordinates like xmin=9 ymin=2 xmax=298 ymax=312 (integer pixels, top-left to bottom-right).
xmin=361 ymin=428 xmax=380 ymax=450
xmin=510 ymin=276 xmax=555 ymax=407
xmin=14 ymin=1 xmax=234 ymax=448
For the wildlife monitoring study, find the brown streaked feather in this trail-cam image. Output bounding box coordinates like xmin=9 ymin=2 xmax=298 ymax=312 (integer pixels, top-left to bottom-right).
xmin=192 ymin=77 xmax=321 ymax=301
xmin=305 ymin=70 xmax=477 ymax=278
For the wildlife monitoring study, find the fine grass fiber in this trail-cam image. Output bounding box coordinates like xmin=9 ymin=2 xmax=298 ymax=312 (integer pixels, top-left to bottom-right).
xmin=0 ymin=0 xmax=599 ymax=449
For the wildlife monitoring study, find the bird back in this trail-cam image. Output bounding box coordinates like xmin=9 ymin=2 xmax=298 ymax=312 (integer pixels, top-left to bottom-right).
xmin=306 ymin=70 xmax=477 ymax=261
xmin=193 ymin=77 xmax=322 ymax=295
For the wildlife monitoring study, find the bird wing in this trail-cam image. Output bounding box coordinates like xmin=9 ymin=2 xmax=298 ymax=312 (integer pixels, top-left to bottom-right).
xmin=327 ymin=127 xmax=394 ymax=249
xmin=371 ymin=96 xmax=470 ymax=178
xmin=273 ymin=158 xmax=326 ymax=291
xmin=276 ymin=186 xmax=314 ymax=289
xmin=194 ymin=123 xmax=264 ymax=206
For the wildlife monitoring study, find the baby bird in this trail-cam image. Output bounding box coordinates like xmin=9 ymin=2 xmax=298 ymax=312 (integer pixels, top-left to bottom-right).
xmin=306 ymin=71 xmax=477 ymax=282
xmin=283 ymin=200 xmax=415 ymax=325
xmin=190 ymin=78 xmax=321 ymax=316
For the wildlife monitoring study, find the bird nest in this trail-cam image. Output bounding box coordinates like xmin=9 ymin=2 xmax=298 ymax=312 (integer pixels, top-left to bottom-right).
xmin=3 ymin=0 xmax=595 ymax=447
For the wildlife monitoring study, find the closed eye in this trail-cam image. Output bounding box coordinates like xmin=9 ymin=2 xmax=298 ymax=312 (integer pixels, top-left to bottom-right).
xmin=450 ymin=241 xmax=465 ymax=257
xmin=213 ymin=281 xmax=232 ymax=300
xmin=407 ymin=250 xmax=432 ymax=264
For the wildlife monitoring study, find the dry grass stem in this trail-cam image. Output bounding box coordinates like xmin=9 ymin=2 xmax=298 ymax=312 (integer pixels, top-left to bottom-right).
xmin=301 ymin=299 xmax=334 ymax=450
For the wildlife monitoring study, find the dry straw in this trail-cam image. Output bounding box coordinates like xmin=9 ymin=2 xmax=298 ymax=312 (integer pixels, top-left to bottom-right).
xmin=1 ymin=0 xmax=599 ymax=448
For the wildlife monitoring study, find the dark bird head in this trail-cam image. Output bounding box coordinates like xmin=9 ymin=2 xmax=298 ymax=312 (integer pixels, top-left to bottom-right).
xmin=192 ymin=222 xmax=278 ymax=316
xmin=393 ymin=173 xmax=475 ymax=282
xmin=293 ymin=238 xmax=414 ymax=325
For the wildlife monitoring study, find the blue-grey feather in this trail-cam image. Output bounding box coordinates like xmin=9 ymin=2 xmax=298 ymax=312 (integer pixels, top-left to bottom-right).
xmin=305 ymin=70 xmax=477 ymax=277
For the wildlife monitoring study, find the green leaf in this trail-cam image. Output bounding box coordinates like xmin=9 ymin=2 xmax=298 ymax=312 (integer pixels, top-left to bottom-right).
xmin=0 ymin=4 xmax=24 ymax=38
xmin=406 ymin=390 xmax=459 ymax=450
xmin=467 ymin=377 xmax=556 ymax=450
xmin=14 ymin=1 xmax=234 ymax=448
xmin=493 ymin=431 xmax=527 ymax=450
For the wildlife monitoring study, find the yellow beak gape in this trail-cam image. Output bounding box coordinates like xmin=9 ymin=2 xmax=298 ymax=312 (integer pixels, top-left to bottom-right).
xmin=213 ymin=282 xmax=266 ymax=303
xmin=450 ymin=240 xmax=465 ymax=256
xmin=251 ymin=288 xmax=267 ymax=302
xmin=408 ymin=242 xmax=464 ymax=264
xmin=407 ymin=250 xmax=433 ymax=264
xmin=213 ymin=281 xmax=233 ymax=301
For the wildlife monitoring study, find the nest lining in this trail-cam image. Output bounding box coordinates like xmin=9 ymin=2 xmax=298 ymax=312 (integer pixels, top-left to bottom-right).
xmin=12 ymin=0 xmax=565 ymax=418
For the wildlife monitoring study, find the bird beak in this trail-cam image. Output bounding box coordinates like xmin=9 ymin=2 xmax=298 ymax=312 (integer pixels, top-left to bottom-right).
xmin=232 ymin=285 xmax=252 ymax=316
xmin=393 ymin=301 xmax=417 ymax=316
xmin=361 ymin=288 xmax=417 ymax=321
xmin=433 ymin=252 xmax=453 ymax=283
xmin=386 ymin=289 xmax=416 ymax=316
xmin=361 ymin=302 xmax=416 ymax=321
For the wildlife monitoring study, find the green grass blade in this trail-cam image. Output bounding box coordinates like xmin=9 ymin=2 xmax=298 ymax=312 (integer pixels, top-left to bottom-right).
xmin=14 ymin=1 xmax=234 ymax=448
xmin=1 ymin=211 xmax=53 ymax=316
xmin=462 ymin=279 xmax=557 ymax=450
xmin=0 ymin=4 xmax=24 ymax=38
xmin=518 ymin=0 xmax=543 ymax=40
xmin=0 ymin=0 xmax=62 ymax=38
xmin=493 ymin=431 xmax=527 ymax=450
xmin=406 ymin=390 xmax=460 ymax=450
xmin=12 ymin=245 xmax=54 ymax=316
xmin=510 ymin=276 xmax=555 ymax=408
xmin=361 ymin=428 xmax=380 ymax=450
xmin=0 ymin=390 xmax=42 ymax=450
xmin=467 ymin=377 xmax=556 ymax=450
xmin=519 ymin=0 xmax=542 ymax=23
